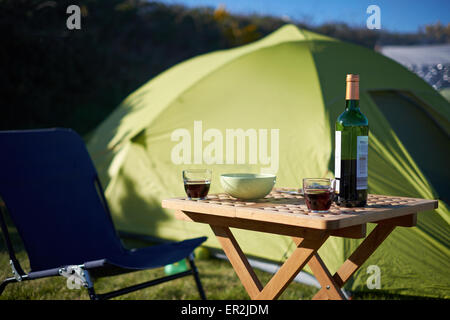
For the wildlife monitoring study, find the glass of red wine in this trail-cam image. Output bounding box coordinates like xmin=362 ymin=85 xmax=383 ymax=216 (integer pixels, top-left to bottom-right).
xmin=302 ymin=178 xmax=335 ymax=213
xmin=183 ymin=169 xmax=211 ymax=200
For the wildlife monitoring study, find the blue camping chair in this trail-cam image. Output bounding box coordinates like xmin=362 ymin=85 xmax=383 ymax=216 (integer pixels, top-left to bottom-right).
xmin=0 ymin=128 xmax=207 ymax=300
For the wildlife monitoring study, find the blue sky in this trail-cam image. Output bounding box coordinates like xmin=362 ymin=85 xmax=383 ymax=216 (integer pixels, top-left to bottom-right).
xmin=160 ymin=0 xmax=450 ymax=33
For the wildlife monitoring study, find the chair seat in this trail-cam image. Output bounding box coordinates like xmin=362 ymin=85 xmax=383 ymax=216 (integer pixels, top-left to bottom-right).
xmin=91 ymin=237 xmax=207 ymax=270
xmin=28 ymin=237 xmax=207 ymax=279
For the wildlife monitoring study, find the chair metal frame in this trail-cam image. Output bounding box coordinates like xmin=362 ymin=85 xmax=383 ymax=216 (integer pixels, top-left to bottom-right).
xmin=0 ymin=189 xmax=206 ymax=301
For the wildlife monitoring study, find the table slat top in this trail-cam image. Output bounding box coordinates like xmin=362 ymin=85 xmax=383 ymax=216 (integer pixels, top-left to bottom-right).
xmin=162 ymin=189 xmax=438 ymax=230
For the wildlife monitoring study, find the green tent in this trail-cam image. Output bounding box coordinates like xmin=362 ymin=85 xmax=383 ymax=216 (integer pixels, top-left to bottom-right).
xmin=441 ymin=88 xmax=450 ymax=103
xmin=88 ymin=25 xmax=450 ymax=298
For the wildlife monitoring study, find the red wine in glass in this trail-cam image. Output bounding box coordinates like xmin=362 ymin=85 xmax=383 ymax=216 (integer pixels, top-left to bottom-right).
xmin=304 ymin=189 xmax=333 ymax=212
xmin=183 ymin=169 xmax=212 ymax=200
xmin=184 ymin=180 xmax=210 ymax=199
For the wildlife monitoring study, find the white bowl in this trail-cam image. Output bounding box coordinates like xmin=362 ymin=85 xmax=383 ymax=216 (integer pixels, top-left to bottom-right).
xmin=220 ymin=173 xmax=276 ymax=200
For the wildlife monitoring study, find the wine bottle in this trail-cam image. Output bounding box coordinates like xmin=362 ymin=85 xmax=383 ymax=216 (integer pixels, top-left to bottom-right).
xmin=335 ymin=74 xmax=369 ymax=207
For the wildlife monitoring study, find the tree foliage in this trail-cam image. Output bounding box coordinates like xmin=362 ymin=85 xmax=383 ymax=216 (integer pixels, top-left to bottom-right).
xmin=1 ymin=0 xmax=447 ymax=134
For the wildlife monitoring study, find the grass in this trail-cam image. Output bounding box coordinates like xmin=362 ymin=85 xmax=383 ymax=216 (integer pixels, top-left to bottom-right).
xmin=0 ymin=226 xmax=319 ymax=300
xmin=0 ymin=222 xmax=435 ymax=300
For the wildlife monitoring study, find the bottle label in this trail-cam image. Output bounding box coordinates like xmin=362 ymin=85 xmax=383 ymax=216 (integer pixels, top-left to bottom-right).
xmin=356 ymin=136 xmax=368 ymax=190
xmin=334 ymin=131 xmax=341 ymax=193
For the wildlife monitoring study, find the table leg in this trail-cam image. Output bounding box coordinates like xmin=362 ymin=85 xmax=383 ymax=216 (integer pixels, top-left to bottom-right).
xmin=211 ymin=225 xmax=263 ymax=299
xmin=296 ymin=214 xmax=416 ymax=300
xmin=290 ymin=237 xmax=346 ymax=300
xmin=311 ymin=222 xmax=397 ymax=300
xmin=308 ymin=253 xmax=347 ymax=300
xmin=211 ymin=225 xmax=328 ymax=300
xmin=211 ymin=213 xmax=415 ymax=300
xmin=255 ymin=234 xmax=329 ymax=300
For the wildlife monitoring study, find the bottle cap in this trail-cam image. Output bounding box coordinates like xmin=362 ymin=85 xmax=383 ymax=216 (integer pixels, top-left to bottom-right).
xmin=346 ymin=74 xmax=359 ymax=100
xmin=346 ymin=74 xmax=360 ymax=82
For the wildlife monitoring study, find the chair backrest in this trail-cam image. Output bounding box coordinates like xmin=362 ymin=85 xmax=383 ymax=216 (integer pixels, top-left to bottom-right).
xmin=0 ymin=129 xmax=124 ymax=272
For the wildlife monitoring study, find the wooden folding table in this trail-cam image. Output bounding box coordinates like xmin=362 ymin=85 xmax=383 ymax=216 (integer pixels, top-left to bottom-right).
xmin=162 ymin=189 xmax=438 ymax=300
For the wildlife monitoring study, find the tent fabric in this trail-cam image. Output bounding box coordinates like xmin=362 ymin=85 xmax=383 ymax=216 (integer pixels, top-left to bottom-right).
xmin=88 ymin=24 xmax=450 ymax=298
xmin=441 ymin=88 xmax=450 ymax=102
